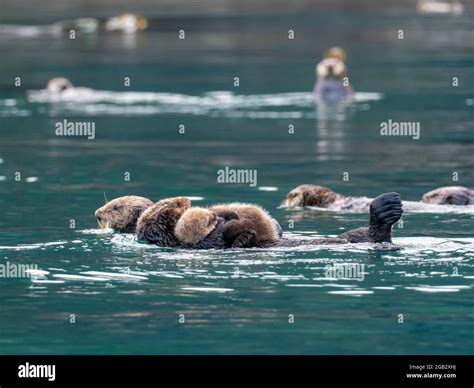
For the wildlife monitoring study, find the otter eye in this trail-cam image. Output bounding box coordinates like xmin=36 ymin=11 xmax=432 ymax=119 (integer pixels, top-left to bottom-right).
xmin=113 ymin=205 xmax=121 ymax=211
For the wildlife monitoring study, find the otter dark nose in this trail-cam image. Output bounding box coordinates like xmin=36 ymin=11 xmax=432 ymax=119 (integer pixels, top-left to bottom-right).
xmin=327 ymin=65 xmax=333 ymax=73
xmin=96 ymin=216 xmax=102 ymax=222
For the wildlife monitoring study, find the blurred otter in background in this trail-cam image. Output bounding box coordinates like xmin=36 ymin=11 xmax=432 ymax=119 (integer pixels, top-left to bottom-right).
xmin=417 ymin=0 xmax=464 ymax=15
xmin=0 ymin=13 xmax=148 ymax=37
xmin=58 ymin=13 xmax=148 ymax=34
xmin=46 ymin=78 xmax=94 ymax=96
xmin=313 ymin=47 xmax=353 ymax=103
xmin=284 ymin=184 xmax=474 ymax=210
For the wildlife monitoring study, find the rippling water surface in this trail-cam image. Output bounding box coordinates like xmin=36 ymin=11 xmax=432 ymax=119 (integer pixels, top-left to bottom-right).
xmin=0 ymin=7 xmax=473 ymax=354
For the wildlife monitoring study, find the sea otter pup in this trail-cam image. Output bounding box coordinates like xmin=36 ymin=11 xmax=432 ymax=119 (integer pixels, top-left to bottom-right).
xmin=136 ymin=193 xmax=403 ymax=249
xmin=136 ymin=199 xmax=280 ymax=249
xmin=314 ymin=47 xmax=353 ymax=102
xmin=174 ymin=204 xmax=282 ymax=248
xmin=284 ymin=184 xmax=474 ymax=211
xmin=95 ymin=195 xmax=154 ymax=233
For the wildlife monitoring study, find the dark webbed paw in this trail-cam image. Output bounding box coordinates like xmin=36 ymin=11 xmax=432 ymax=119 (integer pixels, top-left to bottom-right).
xmin=445 ymin=193 xmax=469 ymax=205
xmin=370 ymin=192 xmax=403 ymax=227
xmin=231 ymin=230 xmax=257 ymax=248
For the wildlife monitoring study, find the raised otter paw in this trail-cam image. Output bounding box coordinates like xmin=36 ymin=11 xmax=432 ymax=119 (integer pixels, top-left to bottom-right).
xmin=370 ymin=192 xmax=403 ymax=226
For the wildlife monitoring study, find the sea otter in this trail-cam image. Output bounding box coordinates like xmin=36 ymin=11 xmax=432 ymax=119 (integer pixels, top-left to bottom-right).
xmin=47 ymin=78 xmax=74 ymax=94
xmin=314 ymin=47 xmax=353 ymax=102
xmin=136 ymin=192 xmax=403 ymax=249
xmin=135 ymin=197 xmax=228 ymax=248
xmin=95 ymin=195 xmax=154 ymax=233
xmin=45 ymin=78 xmax=96 ymax=97
xmin=422 ymin=186 xmax=474 ymax=205
xmin=104 ymin=13 xmax=148 ymax=33
xmin=417 ymin=0 xmax=463 ymax=15
xmin=284 ymin=184 xmax=474 ymax=211
xmin=174 ymin=204 xmax=282 ymax=248
xmin=54 ymin=14 xmax=148 ymax=35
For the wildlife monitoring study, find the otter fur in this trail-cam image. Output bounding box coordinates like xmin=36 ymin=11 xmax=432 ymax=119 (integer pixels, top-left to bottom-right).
xmin=136 ymin=193 xmax=402 ymax=249
xmin=95 ymin=195 xmax=154 ymax=232
xmin=285 ymin=184 xmax=473 ymax=211
xmin=313 ymin=47 xmax=353 ymax=102
xmin=422 ymin=186 xmax=473 ymax=205
xmin=175 ymin=203 xmax=282 ymax=248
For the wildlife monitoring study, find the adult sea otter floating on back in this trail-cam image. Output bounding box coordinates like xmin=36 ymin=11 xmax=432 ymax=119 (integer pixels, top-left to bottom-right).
xmin=96 ymin=192 xmax=404 ymax=248
xmin=284 ymin=184 xmax=474 ymax=211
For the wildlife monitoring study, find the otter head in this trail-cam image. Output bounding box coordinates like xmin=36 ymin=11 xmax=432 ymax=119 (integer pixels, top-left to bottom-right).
xmin=95 ymin=195 xmax=153 ymax=232
xmin=316 ymin=58 xmax=347 ymax=81
xmin=422 ymin=186 xmax=473 ymax=205
xmin=285 ymin=184 xmax=341 ymax=208
xmin=136 ymin=197 xmax=191 ymax=246
xmin=174 ymin=207 xmax=219 ymax=245
xmin=324 ymin=47 xmax=347 ymax=62
xmin=105 ymin=13 xmax=148 ymax=33
xmin=47 ymin=78 xmax=74 ymax=94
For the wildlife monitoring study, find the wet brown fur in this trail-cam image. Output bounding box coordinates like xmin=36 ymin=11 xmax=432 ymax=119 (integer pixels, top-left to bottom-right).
xmin=95 ymin=195 xmax=154 ymax=232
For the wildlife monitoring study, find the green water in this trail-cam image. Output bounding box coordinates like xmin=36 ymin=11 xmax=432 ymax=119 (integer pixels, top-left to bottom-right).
xmin=0 ymin=10 xmax=473 ymax=354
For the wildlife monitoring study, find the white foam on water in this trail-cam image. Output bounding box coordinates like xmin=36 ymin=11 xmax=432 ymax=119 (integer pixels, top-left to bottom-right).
xmin=0 ymin=241 xmax=68 ymax=250
xmin=21 ymin=90 xmax=383 ymax=118
xmin=81 ymin=271 xmax=148 ymax=280
xmin=372 ymin=286 xmax=396 ymax=290
xmin=25 ymin=269 xmax=50 ymax=276
xmin=149 ymin=271 xmax=185 ymax=279
xmin=52 ymin=274 xmax=109 ymax=282
xmin=79 ymin=228 xmax=113 ymax=235
xmin=181 ymin=287 xmax=234 ymax=293
xmin=405 ymin=286 xmax=462 ymax=293
xmin=328 ymin=290 xmax=374 ymax=296
xmin=31 ymin=279 xmax=65 ymax=284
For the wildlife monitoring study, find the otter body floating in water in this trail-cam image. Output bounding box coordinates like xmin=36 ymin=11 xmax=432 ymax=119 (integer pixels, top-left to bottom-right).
xmin=416 ymin=0 xmax=463 ymax=15
xmin=0 ymin=14 xmax=148 ymax=37
xmin=313 ymin=47 xmax=353 ymax=103
xmin=135 ymin=193 xmax=403 ymax=249
xmin=284 ymin=184 xmax=474 ymax=211
xmin=45 ymin=78 xmax=96 ymax=97
xmin=174 ymin=203 xmax=283 ymax=248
